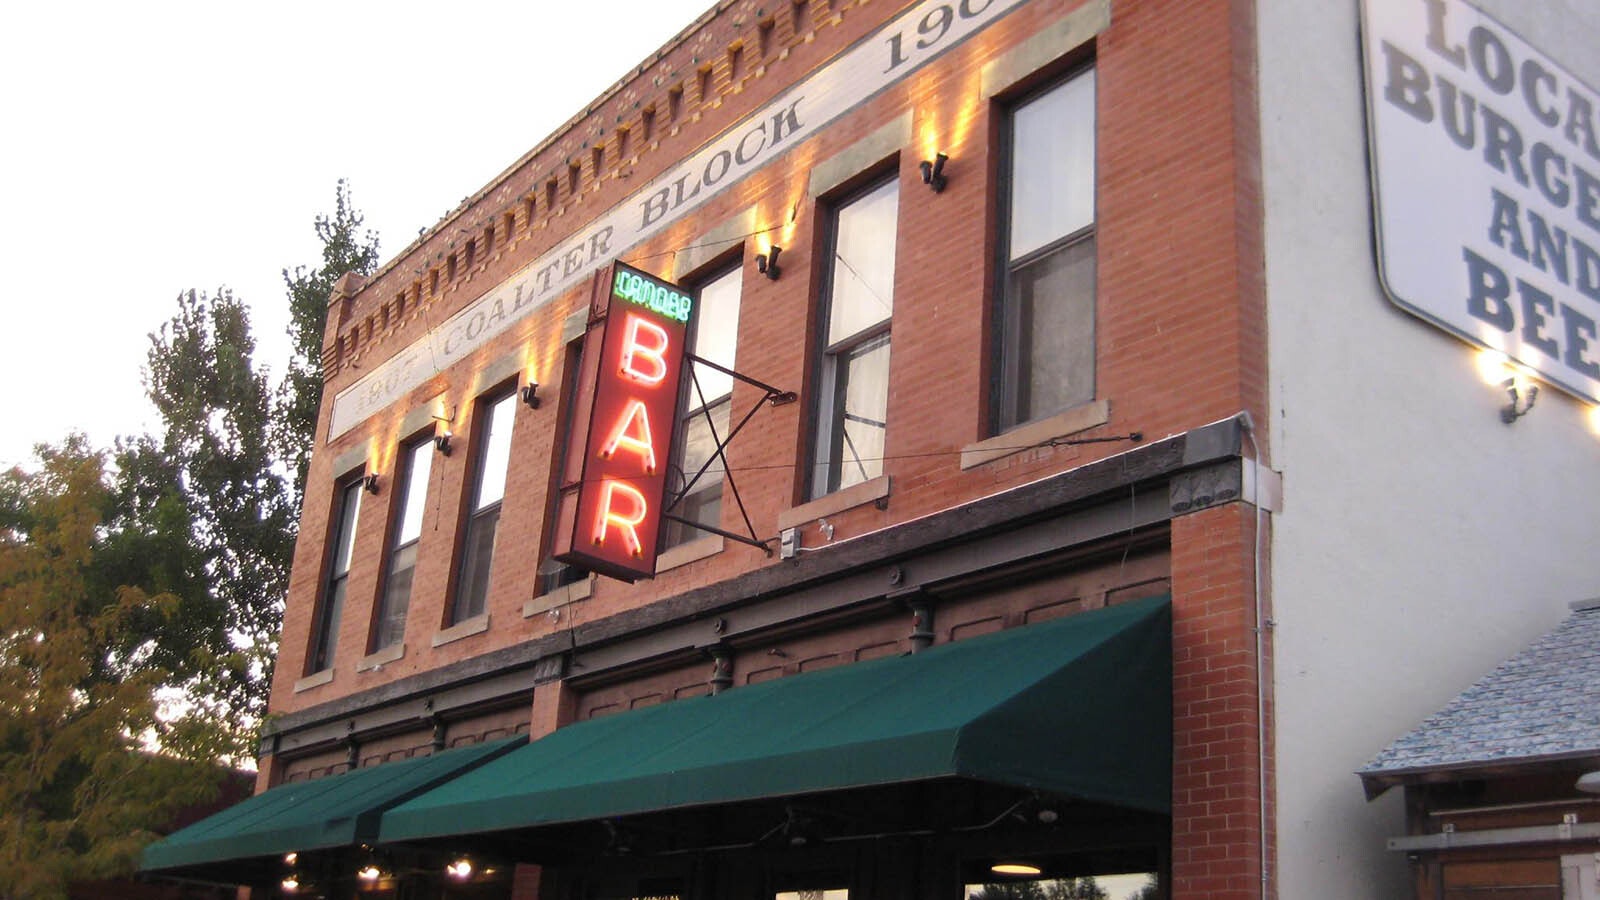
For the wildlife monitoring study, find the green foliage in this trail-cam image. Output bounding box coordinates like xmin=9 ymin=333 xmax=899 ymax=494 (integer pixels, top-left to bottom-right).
xmin=276 ymin=178 xmax=380 ymax=509
xmin=969 ymin=878 xmax=1110 ymax=900
xmin=112 ymin=182 xmax=378 ymax=756
xmin=0 ymin=184 xmax=379 ymax=895
xmin=130 ymin=287 xmax=297 ymax=755
xmin=0 ymin=440 xmax=225 ymax=899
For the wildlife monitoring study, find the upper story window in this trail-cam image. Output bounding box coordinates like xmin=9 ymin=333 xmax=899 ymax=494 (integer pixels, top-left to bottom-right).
xmin=452 ymin=390 xmax=516 ymax=623
xmin=996 ymin=66 xmax=1097 ymax=431
xmin=665 ymin=264 xmax=742 ymax=548
xmin=309 ymin=478 xmax=363 ymax=674
xmin=539 ymin=339 xmax=589 ymax=595
xmin=810 ymin=176 xmax=899 ymax=499
xmin=373 ymin=436 xmax=431 ymax=650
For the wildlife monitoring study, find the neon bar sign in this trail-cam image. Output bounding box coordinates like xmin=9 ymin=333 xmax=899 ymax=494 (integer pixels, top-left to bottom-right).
xmin=555 ymin=262 xmax=693 ymax=581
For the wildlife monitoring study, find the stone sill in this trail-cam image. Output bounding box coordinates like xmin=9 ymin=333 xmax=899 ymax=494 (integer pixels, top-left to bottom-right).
xmin=355 ymin=641 xmax=405 ymax=673
xmin=658 ymin=535 xmax=723 ymax=572
xmin=293 ymin=668 xmax=334 ymax=693
xmin=777 ymin=475 xmax=890 ymax=533
xmin=524 ymin=575 xmax=595 ymax=619
xmin=959 ymin=400 xmax=1110 ymax=470
xmin=431 ymin=612 xmax=489 ymax=648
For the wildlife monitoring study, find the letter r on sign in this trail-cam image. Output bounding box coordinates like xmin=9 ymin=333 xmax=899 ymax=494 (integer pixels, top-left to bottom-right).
xmin=594 ymin=480 xmax=649 ymax=558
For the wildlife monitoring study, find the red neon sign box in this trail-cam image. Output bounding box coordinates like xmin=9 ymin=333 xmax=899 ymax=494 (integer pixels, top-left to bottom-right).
xmin=552 ymin=261 xmax=694 ymax=581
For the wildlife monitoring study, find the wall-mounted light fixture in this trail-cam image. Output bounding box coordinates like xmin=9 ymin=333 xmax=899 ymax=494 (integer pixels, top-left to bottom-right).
xmin=356 ymin=863 xmax=383 ymax=883
xmin=446 ymin=857 xmax=475 ymax=880
xmin=756 ymin=245 xmax=782 ymax=280
xmin=991 ymin=862 xmax=1042 ymax=877
xmin=919 ymin=152 xmax=949 ymax=192
xmin=520 ymin=382 xmax=541 ymax=409
xmin=1500 ymin=376 xmax=1538 ymax=424
xmin=362 ymin=473 xmax=380 ymax=495
xmin=280 ymin=874 xmax=301 ymax=893
xmin=434 ymin=431 xmax=454 ymax=456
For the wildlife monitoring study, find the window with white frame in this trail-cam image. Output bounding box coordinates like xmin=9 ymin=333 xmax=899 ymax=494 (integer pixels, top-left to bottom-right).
xmin=452 ymin=390 xmax=516 ymax=623
xmin=373 ymin=436 xmax=431 ymax=650
xmin=811 ymin=176 xmax=898 ymax=499
xmin=996 ymin=66 xmax=1097 ymax=432
xmin=665 ymin=264 xmax=742 ymax=548
xmin=309 ymin=478 xmax=363 ymax=673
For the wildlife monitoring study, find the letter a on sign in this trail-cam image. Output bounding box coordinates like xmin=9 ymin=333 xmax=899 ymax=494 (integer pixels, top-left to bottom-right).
xmin=552 ymin=261 xmax=695 ymax=582
xmin=600 ymin=400 xmax=658 ymax=473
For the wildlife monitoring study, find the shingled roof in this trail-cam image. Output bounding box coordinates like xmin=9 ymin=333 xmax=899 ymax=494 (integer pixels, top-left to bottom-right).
xmin=1359 ymin=599 xmax=1600 ymax=799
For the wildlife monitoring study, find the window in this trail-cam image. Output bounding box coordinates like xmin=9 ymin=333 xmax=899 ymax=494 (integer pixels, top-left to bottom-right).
xmin=539 ymin=340 xmax=590 ymax=595
xmin=996 ymin=67 xmax=1097 ymax=431
xmin=373 ymin=437 xmax=431 ymax=650
xmin=811 ymin=176 xmax=899 ymax=498
xmin=665 ymin=265 xmax=742 ymax=547
xmin=452 ymin=391 xmax=516 ymax=623
xmin=963 ymin=849 xmax=1160 ymax=900
xmin=309 ymin=478 xmax=363 ymax=673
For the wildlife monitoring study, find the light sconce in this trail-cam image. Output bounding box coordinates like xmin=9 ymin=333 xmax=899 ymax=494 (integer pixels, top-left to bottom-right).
xmin=991 ymin=862 xmax=1042 ymax=877
xmin=1500 ymin=377 xmax=1538 ymax=424
xmin=434 ymin=431 xmax=453 ymax=456
xmin=283 ymin=852 xmax=298 ymax=865
xmin=362 ymin=473 xmax=380 ymax=495
xmin=446 ymin=857 xmax=475 ymax=880
xmin=281 ymin=874 xmax=301 ymax=893
xmin=520 ymin=382 xmax=541 ymax=410
xmin=357 ymin=863 xmax=384 ymax=883
xmin=1578 ymin=770 xmax=1600 ymax=794
xmin=920 ymin=152 xmax=949 ymax=192
xmin=756 ymin=245 xmax=783 ymax=280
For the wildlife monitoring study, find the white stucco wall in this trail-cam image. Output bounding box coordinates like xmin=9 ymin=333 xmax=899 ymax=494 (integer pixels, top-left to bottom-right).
xmin=1258 ymin=1 xmax=1600 ymax=897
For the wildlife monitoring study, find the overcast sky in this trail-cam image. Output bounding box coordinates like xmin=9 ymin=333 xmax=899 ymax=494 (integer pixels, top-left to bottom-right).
xmin=0 ymin=0 xmax=711 ymax=470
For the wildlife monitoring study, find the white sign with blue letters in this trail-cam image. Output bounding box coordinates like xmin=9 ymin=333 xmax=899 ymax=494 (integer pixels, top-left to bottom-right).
xmin=1362 ymin=0 xmax=1600 ymax=403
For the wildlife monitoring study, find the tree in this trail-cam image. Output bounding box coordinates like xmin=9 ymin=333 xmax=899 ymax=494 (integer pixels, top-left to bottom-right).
xmin=124 ymin=288 xmax=297 ymax=754
xmin=112 ymin=183 xmax=379 ymax=755
xmin=969 ymin=879 xmax=1109 ymax=900
xmin=0 ymin=439 xmax=222 ymax=899
xmin=276 ymin=178 xmax=380 ymax=509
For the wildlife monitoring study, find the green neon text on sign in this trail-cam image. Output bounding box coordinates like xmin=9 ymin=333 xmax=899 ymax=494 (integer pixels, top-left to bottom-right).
xmin=613 ymin=271 xmax=693 ymax=323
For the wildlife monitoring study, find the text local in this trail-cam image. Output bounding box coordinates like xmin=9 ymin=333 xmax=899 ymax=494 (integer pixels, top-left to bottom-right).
xmin=1380 ymin=0 xmax=1600 ymax=382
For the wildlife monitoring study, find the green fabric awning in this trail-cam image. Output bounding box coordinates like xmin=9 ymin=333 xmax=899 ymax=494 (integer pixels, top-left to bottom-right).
xmin=141 ymin=735 xmax=525 ymax=873
xmin=380 ymin=596 xmax=1171 ymax=844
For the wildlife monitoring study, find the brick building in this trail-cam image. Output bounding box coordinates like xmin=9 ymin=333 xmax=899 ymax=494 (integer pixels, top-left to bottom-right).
xmin=140 ymin=0 xmax=1600 ymax=898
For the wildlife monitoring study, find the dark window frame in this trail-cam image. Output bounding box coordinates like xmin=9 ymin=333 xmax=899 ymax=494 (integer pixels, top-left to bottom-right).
xmin=664 ymin=259 xmax=743 ymax=550
xmin=808 ymin=172 xmax=900 ymax=500
xmin=537 ymin=338 xmax=590 ymax=596
xmin=370 ymin=432 xmax=433 ymax=652
xmin=992 ymin=63 xmax=1099 ymax=434
xmin=449 ymin=387 xmax=518 ymax=625
xmin=308 ymin=476 xmax=365 ymax=674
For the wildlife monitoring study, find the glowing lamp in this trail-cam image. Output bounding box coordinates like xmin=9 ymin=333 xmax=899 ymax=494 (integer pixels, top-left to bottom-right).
xmin=447 ymin=857 xmax=474 ymax=880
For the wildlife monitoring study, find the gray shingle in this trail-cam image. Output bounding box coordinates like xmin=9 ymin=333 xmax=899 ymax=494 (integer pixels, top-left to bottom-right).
xmin=1360 ymin=601 xmax=1600 ymax=776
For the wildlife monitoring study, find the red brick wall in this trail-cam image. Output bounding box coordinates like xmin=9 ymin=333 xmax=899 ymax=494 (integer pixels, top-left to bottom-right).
xmin=270 ymin=3 xmax=1272 ymax=892
xmin=273 ymin=0 xmax=1265 ymax=716
xmin=1171 ymin=502 xmax=1272 ymax=900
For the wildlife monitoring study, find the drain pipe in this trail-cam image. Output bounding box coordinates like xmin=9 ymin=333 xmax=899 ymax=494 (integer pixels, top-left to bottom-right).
xmin=1238 ymin=411 xmax=1274 ymax=898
